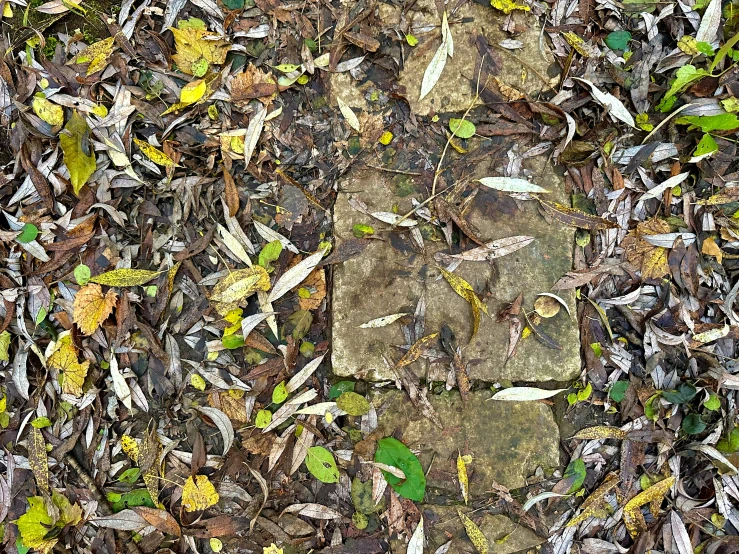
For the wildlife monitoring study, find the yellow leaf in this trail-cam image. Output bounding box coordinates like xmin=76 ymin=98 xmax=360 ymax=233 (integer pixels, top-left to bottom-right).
xmin=457 ymin=453 xmax=469 ymax=504
xmin=572 ymin=426 xmax=627 ymax=440
xmin=48 ymin=336 xmax=90 ymax=397
xmin=191 ymin=374 xmax=207 ymax=391
xmin=182 ymin=474 xmax=220 ymax=512
xmin=60 ymin=111 xmax=96 ymax=195
xmin=567 ymin=472 xmax=619 ymax=527
xmin=3 ymin=3 xmax=12 ymax=17
xmin=90 ymin=268 xmax=161 ymax=287
xmin=133 ymin=138 xmax=178 ymax=167
xmin=16 ymin=497 xmax=56 ymax=553
xmin=439 ymin=268 xmax=489 ymax=341
xmin=69 ymin=37 xmax=116 ymax=75
xmin=395 ymin=333 xmax=439 ymax=368
xmin=181 ymin=79 xmax=207 ymax=104
xmin=223 ymin=308 xmax=243 ymax=336
xmin=73 ymin=283 xmax=117 ymax=335
xmin=210 ymin=538 xmax=223 ymax=552
xmin=28 ymin=428 xmax=49 ymax=494
xmin=702 ymin=236 xmax=723 ymax=263
xmin=623 ymin=476 xmax=675 ymax=538
xmin=563 ymin=32 xmax=591 ymax=57
xmin=210 ymin=266 xmax=271 ymax=316
xmin=170 ymin=25 xmax=229 ymax=76
xmin=263 ymin=545 xmax=283 ymax=554
xmin=167 ymin=261 xmax=181 ymax=296
xmin=458 ymin=509 xmax=489 ymax=554
xmin=32 ymin=95 xmax=64 ymax=126
xmin=490 ymin=0 xmax=530 ymax=14
xmin=121 ymin=435 xmax=139 ymax=463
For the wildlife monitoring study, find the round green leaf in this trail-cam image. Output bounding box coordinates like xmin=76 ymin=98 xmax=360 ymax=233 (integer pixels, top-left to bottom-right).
xmin=222 ymin=334 xmax=245 ymax=349
xmin=74 ymin=264 xmax=91 ymax=285
xmin=272 ymin=381 xmax=288 ymax=404
xmin=16 ymin=223 xmax=39 ymax=244
xmin=305 ymin=446 xmax=339 ymax=483
xmin=608 ymin=381 xmax=629 ymax=403
xmin=449 ymin=118 xmax=476 ymax=139
xmin=118 ymin=467 xmax=141 ymax=483
xmin=255 ymin=409 xmax=272 ymax=429
xmin=682 ymin=414 xmax=706 ymax=435
xmin=406 ymin=34 xmax=418 ymax=47
xmin=604 ymin=31 xmax=631 ymax=51
xmin=31 ymin=417 xmax=52 ymax=429
xmin=191 ymin=58 xmax=209 ymax=77
xmin=336 ymin=391 xmax=370 ymax=416
xmin=374 ymin=437 xmax=426 ymax=501
xmin=329 ymin=381 xmax=355 ymax=399
xmin=704 ymin=393 xmax=721 ymax=411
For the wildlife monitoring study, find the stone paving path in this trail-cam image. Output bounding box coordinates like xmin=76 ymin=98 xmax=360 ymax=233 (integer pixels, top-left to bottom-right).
xmin=329 ymin=4 xmax=579 ymax=552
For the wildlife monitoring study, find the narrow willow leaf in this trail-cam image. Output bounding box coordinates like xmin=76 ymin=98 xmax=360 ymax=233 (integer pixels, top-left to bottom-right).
xmin=337 ymin=97 xmax=361 ymax=131
xmin=492 ymin=387 xmax=566 ymax=401
xmin=458 ymin=509 xmax=489 ymax=554
xmin=539 ymin=199 xmax=619 ymax=230
xmin=90 ymin=268 xmax=161 ymax=287
xmin=477 ymin=177 xmax=549 ymax=194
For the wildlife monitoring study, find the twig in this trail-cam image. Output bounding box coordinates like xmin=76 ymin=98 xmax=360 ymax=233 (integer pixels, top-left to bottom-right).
xmin=364 ymin=163 xmax=423 ymax=176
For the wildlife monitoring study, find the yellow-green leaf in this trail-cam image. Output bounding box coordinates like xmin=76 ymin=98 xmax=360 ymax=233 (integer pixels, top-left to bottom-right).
xmin=439 ymin=267 xmax=489 ymax=341
xmin=170 ymin=25 xmax=229 ymax=76
xmin=458 ymin=509 xmax=489 ymax=554
xmin=181 ymin=79 xmax=207 ymax=104
xmin=623 ymin=476 xmax=674 ymax=538
xmin=28 ymin=427 xmax=49 ymax=494
xmin=490 ymin=0 xmax=530 ymax=14
xmin=69 ymin=36 xmax=116 ymax=75
xmin=210 ymin=266 xmax=271 ymax=316
xmin=32 ymin=95 xmax=64 ymax=126
xmin=90 ymin=268 xmax=161 ymax=287
xmin=133 ymin=138 xmax=177 ymax=167
xmin=457 ymin=454 xmax=469 ymax=504
xmin=60 ymin=111 xmax=96 ymax=195
xmin=190 ymin=374 xmax=207 ymax=391
xmin=0 ymin=330 xmax=10 ymax=362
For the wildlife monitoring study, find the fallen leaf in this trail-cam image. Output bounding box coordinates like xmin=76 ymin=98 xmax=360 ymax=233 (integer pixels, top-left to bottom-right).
xmin=60 ymin=111 xmax=96 ymax=195
xmin=69 ymin=37 xmax=116 ymax=75
xmin=90 ymin=268 xmax=161 ymax=287
xmin=170 ymin=23 xmax=230 ymax=76
xmin=539 ymin=199 xmax=619 ymax=230
xmin=48 ymin=336 xmax=90 ymax=396
xmin=420 ymin=12 xmax=452 ymax=101
xmin=210 ymin=266 xmax=271 ymax=316
xmin=182 ymin=475 xmax=220 ymax=512
xmin=180 ymin=79 xmax=207 ymax=104
xmin=337 ymin=97 xmax=361 ymax=131
xmin=439 ymin=268 xmax=489 ymax=341
xmin=395 ymin=333 xmax=439 ymax=368
xmin=622 ymin=219 xmax=671 ymax=280
xmin=32 ymin=95 xmax=64 ymax=126
xmin=622 ymin=476 xmax=675 ymax=538
xmin=73 ymin=283 xmax=117 ymax=335
xmin=133 ymin=138 xmax=178 ymax=167
xmin=492 ymin=387 xmax=566 ymax=401
xmin=408 ymin=518 xmax=425 ymax=554
xmin=573 ymin=77 xmax=636 ymax=128
xmin=477 ymin=177 xmax=549 ymax=193
xmin=268 ymin=249 xmax=326 ymax=303
xmin=572 ymin=426 xmax=628 ymax=440
xmin=458 ymin=509 xmax=489 ymax=554
xmin=28 ymin=428 xmax=49 ymax=494
xmin=359 ymin=313 xmax=409 ymax=328
xmin=305 ymin=446 xmax=339 ymax=483
xmin=457 ymin=454 xmax=469 ymax=504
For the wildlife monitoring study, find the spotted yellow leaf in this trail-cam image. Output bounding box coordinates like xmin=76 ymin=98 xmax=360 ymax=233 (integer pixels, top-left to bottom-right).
xmin=572 ymin=426 xmax=627 ymax=440
xmin=623 ymin=476 xmax=675 ymax=538
xmin=457 ymin=453 xmax=469 ymax=504
xmin=182 ymin=474 xmax=220 ymax=512
xmin=566 ymin=472 xmax=619 ymax=527
xmin=458 ymin=509 xmax=489 ymax=554
xmin=60 ymin=111 xmax=96 ymax=195
xmin=121 ymin=435 xmax=139 ymax=463
xmin=191 ymin=374 xmax=207 ymax=391
xmin=69 ymin=37 xmax=116 ymax=75
xmin=32 ymin=95 xmax=63 ymax=126
xmin=439 ymin=267 xmax=488 ymax=341
xmin=28 ymin=428 xmax=49 ymax=494
xmin=73 ymin=283 xmax=117 ymax=335
xmin=133 ymin=138 xmax=178 ymax=167
xmin=48 ymin=336 xmax=90 ymax=397
xmin=210 ymin=266 xmax=271 ymax=316
xmin=90 ymin=268 xmax=161 ymax=287
xmin=263 ymin=545 xmax=283 ymax=554
xmin=395 ymin=333 xmax=439 ymax=368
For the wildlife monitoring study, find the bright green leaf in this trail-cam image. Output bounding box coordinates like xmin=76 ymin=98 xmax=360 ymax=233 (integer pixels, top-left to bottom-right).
xmin=31 ymin=417 xmax=52 ymax=429
xmin=118 ymin=468 xmax=141 ymax=484
xmin=16 ymin=224 xmax=39 ymax=244
xmin=704 ymin=393 xmax=721 ymax=411
xmin=605 ymin=31 xmax=631 ymax=51
xmin=609 ymin=381 xmax=630 ymax=403
xmin=258 ymin=240 xmax=283 ymax=271
xmin=305 ymin=446 xmax=339 ymax=483
xmin=329 ymin=381 xmax=355 ymax=399
xmin=374 ymin=437 xmax=426 ymax=501
xmin=563 ymin=458 xmax=586 ymax=493
xmin=109 ymin=489 xmax=155 ymax=512
xmin=74 ymin=264 xmax=91 ymax=286
xmin=449 ymin=118 xmax=476 ymax=139
xmin=406 ymin=35 xmax=418 ymax=46
xmin=272 ymin=381 xmax=288 ymax=404
xmin=0 ymin=330 xmax=11 ymax=362
xmin=695 ymin=133 xmax=718 ymax=157
xmin=679 ymin=114 xmax=739 ymax=132
xmin=255 ymin=409 xmax=272 ymax=429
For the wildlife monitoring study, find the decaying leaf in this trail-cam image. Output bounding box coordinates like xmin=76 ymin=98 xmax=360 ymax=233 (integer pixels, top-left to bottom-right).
xmin=439 ymin=268 xmax=489 ymax=341
xmin=210 ymin=266 xmax=271 ymax=315
xmin=622 ymin=219 xmax=671 ymax=280
xmin=539 ymin=199 xmax=619 ymax=230
xmin=420 ymin=12 xmax=453 ymax=101
xmin=622 ymin=476 xmax=675 ymax=537
xmin=395 ymin=333 xmax=439 ymax=368
xmin=359 ymin=313 xmax=409 ymax=328
xmin=69 ymin=37 xmax=116 ymax=75
xmin=457 ymin=454 xmax=469 ymax=504
xmin=59 ymin=111 xmax=96 ymax=195
xmin=170 ymin=22 xmax=230 ymax=76
xmin=566 ymin=472 xmax=620 ymax=527
xmin=90 ymin=268 xmax=161 ymax=287
xmin=572 ymin=426 xmax=627 ymax=440
xmin=458 ymin=509 xmax=489 ymax=554
xmin=73 ymin=283 xmax=117 ymax=335
xmin=337 ymin=97 xmax=361 ymax=131
xmin=182 ymin=474 xmax=220 ymax=511
xmin=133 ymin=138 xmax=178 ymax=167
xmin=48 ymin=335 xmax=90 ymax=396
xmin=28 ymin=427 xmax=49 ymax=494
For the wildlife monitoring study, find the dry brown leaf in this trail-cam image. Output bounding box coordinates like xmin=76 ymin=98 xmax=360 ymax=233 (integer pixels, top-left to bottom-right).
xmin=231 ymin=64 xmax=278 ymax=103
xmin=622 ymin=219 xmax=671 ymax=280
xmin=73 ymin=283 xmax=117 ymax=336
xmin=297 ymin=268 xmax=326 ymax=311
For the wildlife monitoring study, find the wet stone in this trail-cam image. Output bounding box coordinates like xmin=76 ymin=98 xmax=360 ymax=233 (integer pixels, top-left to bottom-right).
xmin=372 ymin=391 xmax=560 ymax=495
xmin=394 ymin=506 xmax=545 ymax=554
xmin=329 ymin=0 xmax=558 ymax=115
xmin=331 ymin=160 xmax=580 ymax=383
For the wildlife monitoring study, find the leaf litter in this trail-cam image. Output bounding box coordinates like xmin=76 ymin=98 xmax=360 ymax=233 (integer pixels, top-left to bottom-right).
xmin=2 ymin=0 xmax=739 ymax=552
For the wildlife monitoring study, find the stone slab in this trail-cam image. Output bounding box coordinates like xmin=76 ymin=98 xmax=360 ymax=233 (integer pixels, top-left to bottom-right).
xmin=372 ymin=391 xmax=560 ymax=494
xmin=329 ymin=1 xmax=558 ymax=115
xmin=331 ymin=159 xmax=580 ymax=383
xmin=391 ymin=506 xmax=544 ymax=554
